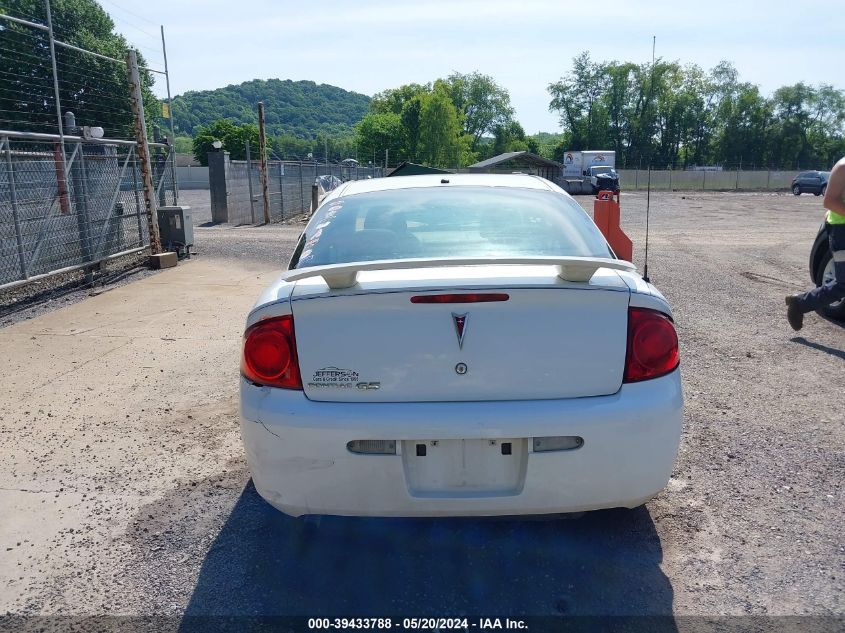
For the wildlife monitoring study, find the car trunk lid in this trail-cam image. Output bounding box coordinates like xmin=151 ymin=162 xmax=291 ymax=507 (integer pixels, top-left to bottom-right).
xmin=289 ymin=266 xmax=630 ymax=402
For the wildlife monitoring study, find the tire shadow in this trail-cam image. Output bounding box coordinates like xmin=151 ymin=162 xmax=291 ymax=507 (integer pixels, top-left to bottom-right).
xmin=179 ymin=480 xmax=675 ymax=627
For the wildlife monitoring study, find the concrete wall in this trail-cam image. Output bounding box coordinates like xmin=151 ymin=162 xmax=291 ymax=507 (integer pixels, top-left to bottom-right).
xmin=176 ymin=166 xmax=209 ymax=190
xmin=616 ymin=169 xmax=795 ymax=191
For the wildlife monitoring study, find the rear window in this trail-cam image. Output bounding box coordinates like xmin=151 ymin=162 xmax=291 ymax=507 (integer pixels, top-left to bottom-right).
xmin=293 ymin=186 xmax=613 ymax=269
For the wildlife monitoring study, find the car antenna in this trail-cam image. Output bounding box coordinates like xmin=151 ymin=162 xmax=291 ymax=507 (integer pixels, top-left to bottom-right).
xmin=643 ymin=35 xmax=656 ymax=284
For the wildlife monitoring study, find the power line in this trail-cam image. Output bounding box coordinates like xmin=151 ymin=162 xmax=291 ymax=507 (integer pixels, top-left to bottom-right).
xmin=97 ymin=0 xmax=159 ymax=26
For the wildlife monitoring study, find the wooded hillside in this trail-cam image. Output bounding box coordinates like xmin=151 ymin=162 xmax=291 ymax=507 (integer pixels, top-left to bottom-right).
xmin=171 ymin=78 xmax=370 ymax=138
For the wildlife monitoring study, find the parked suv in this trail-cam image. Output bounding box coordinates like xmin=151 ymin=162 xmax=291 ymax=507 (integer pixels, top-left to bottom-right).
xmin=792 ymin=171 xmax=829 ymax=196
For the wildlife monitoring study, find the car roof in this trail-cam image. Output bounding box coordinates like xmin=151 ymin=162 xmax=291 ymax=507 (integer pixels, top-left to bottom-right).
xmin=333 ymin=173 xmax=556 ymax=198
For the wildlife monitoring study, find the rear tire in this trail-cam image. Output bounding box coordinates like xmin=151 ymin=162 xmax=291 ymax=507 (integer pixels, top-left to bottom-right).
xmin=792 ymin=185 xmax=801 ymax=195
xmin=814 ymin=251 xmax=845 ymax=320
xmin=821 ymin=184 xmax=827 ymax=196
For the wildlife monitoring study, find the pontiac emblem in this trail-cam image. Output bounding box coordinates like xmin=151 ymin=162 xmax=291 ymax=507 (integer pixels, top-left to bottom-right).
xmin=452 ymin=313 xmax=468 ymax=349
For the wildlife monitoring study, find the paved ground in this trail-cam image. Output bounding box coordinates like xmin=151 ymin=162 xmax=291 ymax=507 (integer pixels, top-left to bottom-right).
xmin=0 ymin=190 xmax=842 ymax=625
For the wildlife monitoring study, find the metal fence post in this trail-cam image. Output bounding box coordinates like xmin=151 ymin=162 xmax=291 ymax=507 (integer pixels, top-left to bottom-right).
xmin=157 ymin=147 xmax=167 ymax=207
xmin=299 ymin=161 xmax=304 ymax=215
xmin=44 ymin=0 xmax=67 ymax=183
xmin=73 ymin=144 xmax=94 ymax=266
xmin=278 ymin=162 xmax=285 ymax=220
xmin=3 ymin=137 xmax=28 ymax=278
xmin=245 ymin=139 xmax=256 ymax=224
xmin=160 ymin=25 xmax=178 ymax=204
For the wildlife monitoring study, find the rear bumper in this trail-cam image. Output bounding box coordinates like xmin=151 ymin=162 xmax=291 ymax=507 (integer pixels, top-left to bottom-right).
xmin=239 ymin=370 xmax=683 ymax=517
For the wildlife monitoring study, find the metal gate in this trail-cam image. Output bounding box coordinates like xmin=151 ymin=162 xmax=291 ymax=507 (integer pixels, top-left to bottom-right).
xmin=0 ymin=130 xmax=175 ymax=289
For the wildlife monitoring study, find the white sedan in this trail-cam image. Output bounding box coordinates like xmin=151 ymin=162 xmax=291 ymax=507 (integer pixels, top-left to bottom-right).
xmin=239 ymin=174 xmax=682 ymax=517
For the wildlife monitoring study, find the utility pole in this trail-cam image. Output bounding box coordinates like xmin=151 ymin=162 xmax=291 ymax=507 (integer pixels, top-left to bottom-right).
xmin=160 ymin=25 xmax=178 ymax=203
xmin=257 ymin=102 xmax=270 ymax=224
xmin=127 ymin=49 xmax=161 ymax=254
xmin=385 ymin=148 xmax=388 ymax=170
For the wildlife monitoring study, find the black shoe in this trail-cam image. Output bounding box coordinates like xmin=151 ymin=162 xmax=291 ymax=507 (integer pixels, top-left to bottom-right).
xmin=785 ymin=295 xmax=804 ymax=331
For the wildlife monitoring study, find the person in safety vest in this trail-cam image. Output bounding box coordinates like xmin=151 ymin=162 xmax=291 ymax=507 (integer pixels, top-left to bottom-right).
xmin=786 ymin=156 xmax=845 ymax=330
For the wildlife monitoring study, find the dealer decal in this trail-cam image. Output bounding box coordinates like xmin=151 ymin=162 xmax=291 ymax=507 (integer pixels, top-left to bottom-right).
xmin=308 ymin=367 xmax=380 ymax=390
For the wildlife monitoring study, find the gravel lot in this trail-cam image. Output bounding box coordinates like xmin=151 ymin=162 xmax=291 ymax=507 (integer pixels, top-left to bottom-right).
xmin=0 ymin=188 xmax=842 ymax=627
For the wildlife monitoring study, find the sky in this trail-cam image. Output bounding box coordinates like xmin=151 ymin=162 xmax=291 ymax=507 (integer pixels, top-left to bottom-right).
xmin=97 ymin=0 xmax=845 ymax=134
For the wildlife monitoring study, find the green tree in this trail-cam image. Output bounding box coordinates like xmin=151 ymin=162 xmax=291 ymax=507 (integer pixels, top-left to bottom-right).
xmin=355 ymin=112 xmax=404 ymax=166
xmin=370 ymin=83 xmax=430 ymax=116
xmin=711 ymin=82 xmax=771 ymax=167
xmin=548 ymin=52 xmax=610 ymax=151
xmin=173 ymin=136 xmax=193 ymax=154
xmin=549 ymin=52 xmax=845 ymax=169
xmin=528 ymin=132 xmax=565 ymax=159
xmin=805 ymin=85 xmax=845 ymax=167
xmin=271 ymin=133 xmax=314 ymax=160
xmin=418 ymin=85 xmax=463 ymax=168
xmin=492 ymin=120 xmax=529 ymax=155
xmin=445 ymin=72 xmax=514 ymax=150
xmin=192 ymin=119 xmax=259 ymax=165
xmin=770 ymin=83 xmax=845 ymax=168
xmin=0 ymin=0 xmax=158 ymax=138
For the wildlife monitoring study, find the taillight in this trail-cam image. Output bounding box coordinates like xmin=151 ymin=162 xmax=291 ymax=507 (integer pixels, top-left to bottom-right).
xmin=623 ymin=307 xmax=679 ymax=383
xmin=241 ymin=315 xmax=302 ymax=389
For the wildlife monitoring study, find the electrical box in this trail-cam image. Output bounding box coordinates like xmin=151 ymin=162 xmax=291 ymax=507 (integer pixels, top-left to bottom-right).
xmin=157 ymin=206 xmax=193 ymax=256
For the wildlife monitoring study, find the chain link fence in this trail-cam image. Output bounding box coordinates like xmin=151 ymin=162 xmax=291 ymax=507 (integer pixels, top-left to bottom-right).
xmin=0 ymin=2 xmax=179 ymax=291
xmin=0 ymin=132 xmax=173 ymax=288
xmin=222 ymin=150 xmax=384 ymax=226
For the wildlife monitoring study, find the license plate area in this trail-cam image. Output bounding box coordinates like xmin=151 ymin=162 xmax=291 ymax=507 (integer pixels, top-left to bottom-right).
xmin=402 ymin=439 xmax=527 ymax=497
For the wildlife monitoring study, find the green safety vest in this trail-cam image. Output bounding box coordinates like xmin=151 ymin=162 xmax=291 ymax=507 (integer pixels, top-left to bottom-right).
xmin=827 ymin=209 xmax=845 ymax=225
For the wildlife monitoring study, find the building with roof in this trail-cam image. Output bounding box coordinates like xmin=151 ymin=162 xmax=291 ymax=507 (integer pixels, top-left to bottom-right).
xmin=467 ymin=151 xmax=562 ymax=184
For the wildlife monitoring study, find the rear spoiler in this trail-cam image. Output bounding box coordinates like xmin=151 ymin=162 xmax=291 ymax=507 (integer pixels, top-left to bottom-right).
xmin=281 ymin=257 xmax=636 ymax=289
